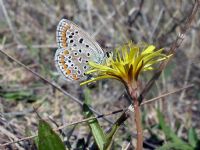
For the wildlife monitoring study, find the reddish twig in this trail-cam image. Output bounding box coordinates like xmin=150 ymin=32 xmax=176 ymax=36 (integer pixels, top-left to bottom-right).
xmin=138 ymin=0 xmax=200 ymax=105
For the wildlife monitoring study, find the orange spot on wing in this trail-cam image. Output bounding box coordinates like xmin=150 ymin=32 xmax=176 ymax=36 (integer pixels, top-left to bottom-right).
xmin=63 ymin=64 xmax=68 ymax=69
xmin=62 ymin=42 xmax=67 ymax=48
xmin=60 ymin=61 xmax=65 ymax=66
xmin=72 ymin=74 xmax=79 ymax=80
xmin=61 ymin=32 xmax=65 ymax=37
xmin=61 ymin=25 xmax=70 ymax=48
xmin=66 ymin=69 xmax=71 ymax=75
xmin=64 ymin=25 xmax=70 ymax=30
xmin=60 ymin=59 xmax=65 ymax=63
xmin=60 ymin=55 xmax=65 ymax=63
xmin=63 ymin=50 xmax=69 ymax=55
xmin=60 ymin=55 xmax=65 ymax=59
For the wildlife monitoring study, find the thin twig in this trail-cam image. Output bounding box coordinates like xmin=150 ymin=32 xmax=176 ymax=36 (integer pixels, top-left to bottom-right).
xmin=138 ymin=0 xmax=200 ymax=104
xmin=0 ymin=0 xmax=20 ymax=45
xmin=0 ymin=49 xmax=114 ymax=124
xmin=150 ymin=8 xmax=165 ymax=40
xmin=17 ymin=44 xmax=57 ymax=49
xmin=141 ymin=84 xmax=194 ymax=105
xmin=0 ymin=110 xmax=122 ymax=147
xmin=179 ymin=30 xmax=195 ymax=102
xmin=0 ymin=84 xmax=193 ymax=147
xmin=0 ymin=126 xmax=23 ymax=149
xmin=92 ymin=0 xmax=128 ymax=37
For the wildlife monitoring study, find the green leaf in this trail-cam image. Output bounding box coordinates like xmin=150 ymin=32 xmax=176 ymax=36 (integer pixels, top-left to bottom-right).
xmin=104 ymin=119 xmax=120 ymax=150
xmin=156 ymin=110 xmax=199 ymax=150
xmin=104 ymin=124 xmax=119 ymax=149
xmin=0 ymin=90 xmax=36 ymax=102
xmin=34 ymin=136 xmax=39 ymax=149
xmin=83 ymin=103 xmax=106 ymax=150
xmin=156 ymin=142 xmax=192 ymax=150
xmin=1 ymin=36 xmax=6 ymax=45
xmin=188 ymin=128 xmax=198 ymax=148
xmin=104 ymin=110 xmax=130 ymax=150
xmin=38 ymin=120 xmax=66 ymax=150
xmin=83 ymin=88 xmax=92 ymax=105
xmin=83 ymin=88 xmax=126 ymax=150
xmin=157 ymin=109 xmax=186 ymax=144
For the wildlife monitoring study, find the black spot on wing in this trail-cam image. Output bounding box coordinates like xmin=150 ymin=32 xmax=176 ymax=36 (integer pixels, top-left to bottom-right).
xmin=79 ymin=38 xmax=83 ymax=43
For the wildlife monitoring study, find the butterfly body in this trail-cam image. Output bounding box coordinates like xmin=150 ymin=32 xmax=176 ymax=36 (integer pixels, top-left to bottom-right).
xmin=55 ymin=19 xmax=105 ymax=81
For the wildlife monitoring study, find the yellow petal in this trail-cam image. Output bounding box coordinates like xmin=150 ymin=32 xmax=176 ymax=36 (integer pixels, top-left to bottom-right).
xmin=142 ymin=45 xmax=155 ymax=54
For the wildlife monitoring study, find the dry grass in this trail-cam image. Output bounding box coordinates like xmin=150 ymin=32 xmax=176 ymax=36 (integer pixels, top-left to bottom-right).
xmin=0 ymin=0 xmax=200 ymax=149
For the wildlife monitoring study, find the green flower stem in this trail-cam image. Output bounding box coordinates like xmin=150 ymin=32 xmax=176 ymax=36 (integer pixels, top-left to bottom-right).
xmin=128 ymin=83 xmax=143 ymax=150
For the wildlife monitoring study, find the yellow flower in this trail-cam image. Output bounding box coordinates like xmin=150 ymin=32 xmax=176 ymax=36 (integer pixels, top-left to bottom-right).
xmin=80 ymin=42 xmax=171 ymax=87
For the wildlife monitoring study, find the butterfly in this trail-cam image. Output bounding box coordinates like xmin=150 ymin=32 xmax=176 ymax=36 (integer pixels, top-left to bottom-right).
xmin=55 ymin=19 xmax=105 ymax=81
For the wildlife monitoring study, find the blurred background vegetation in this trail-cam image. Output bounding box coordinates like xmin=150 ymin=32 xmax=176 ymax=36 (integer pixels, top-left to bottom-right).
xmin=0 ymin=0 xmax=200 ymax=149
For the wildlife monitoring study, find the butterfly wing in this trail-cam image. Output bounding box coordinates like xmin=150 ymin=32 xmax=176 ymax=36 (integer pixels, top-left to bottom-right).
xmin=55 ymin=19 xmax=104 ymax=81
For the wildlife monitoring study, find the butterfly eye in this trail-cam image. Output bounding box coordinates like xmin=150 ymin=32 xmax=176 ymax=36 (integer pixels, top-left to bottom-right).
xmin=69 ymin=35 xmax=72 ymax=38
xmin=70 ymin=40 xmax=73 ymax=43
xmin=106 ymin=52 xmax=112 ymax=58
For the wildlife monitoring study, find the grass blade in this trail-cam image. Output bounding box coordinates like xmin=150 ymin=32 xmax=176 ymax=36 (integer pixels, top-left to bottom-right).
xmin=83 ymin=103 xmax=106 ymax=150
xmin=188 ymin=128 xmax=199 ymax=148
xmin=157 ymin=109 xmax=192 ymax=150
